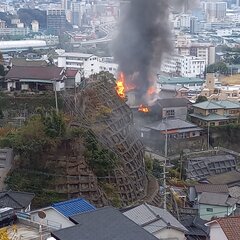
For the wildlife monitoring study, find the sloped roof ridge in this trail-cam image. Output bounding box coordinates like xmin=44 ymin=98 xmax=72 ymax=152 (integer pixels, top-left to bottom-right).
xmin=144 ymin=203 xmax=170 ymax=226
xmin=0 ymin=191 xmax=24 ymax=208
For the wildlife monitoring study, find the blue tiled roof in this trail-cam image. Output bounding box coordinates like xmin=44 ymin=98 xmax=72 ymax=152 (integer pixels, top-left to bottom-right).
xmin=52 ymin=198 xmax=96 ymax=217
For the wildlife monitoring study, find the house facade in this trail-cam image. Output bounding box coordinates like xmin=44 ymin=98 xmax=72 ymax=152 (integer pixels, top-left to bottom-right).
xmin=122 ymin=203 xmax=187 ymax=240
xmin=57 ymin=52 xmax=118 ymax=78
xmin=198 ymin=192 xmax=237 ymax=221
xmin=190 ymin=100 xmax=240 ymax=127
xmin=206 ymin=216 xmax=240 ymax=240
xmin=6 ymin=65 xmax=66 ymax=92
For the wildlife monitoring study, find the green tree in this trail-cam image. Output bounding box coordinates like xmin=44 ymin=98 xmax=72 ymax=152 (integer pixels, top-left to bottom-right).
xmin=196 ymin=95 xmax=208 ymax=103
xmin=207 ymin=62 xmax=228 ymax=74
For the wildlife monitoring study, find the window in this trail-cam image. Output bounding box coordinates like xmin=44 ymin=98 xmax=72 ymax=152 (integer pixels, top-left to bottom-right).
xmin=166 ymin=109 xmax=175 ymax=117
xmin=206 ymin=208 xmax=213 ymax=212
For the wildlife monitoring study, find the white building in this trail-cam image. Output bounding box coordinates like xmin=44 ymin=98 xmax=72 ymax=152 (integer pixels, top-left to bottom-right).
xmin=31 ymin=20 xmax=39 ymax=33
xmin=175 ymin=35 xmax=216 ymax=65
xmin=57 ymin=52 xmax=118 ymax=78
xmin=203 ymin=2 xmax=227 ymax=22
xmin=179 ymin=14 xmax=191 ymax=29
xmin=161 ymin=54 xmax=206 ymax=78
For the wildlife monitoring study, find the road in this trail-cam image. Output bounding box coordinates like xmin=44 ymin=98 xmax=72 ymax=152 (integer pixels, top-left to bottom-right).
xmin=79 ymin=22 xmax=116 ymax=45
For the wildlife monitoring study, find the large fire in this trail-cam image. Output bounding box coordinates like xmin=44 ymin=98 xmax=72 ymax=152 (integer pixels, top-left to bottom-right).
xmin=147 ymin=86 xmax=156 ymax=95
xmin=138 ymin=104 xmax=149 ymax=113
xmin=115 ymin=72 xmax=126 ymax=98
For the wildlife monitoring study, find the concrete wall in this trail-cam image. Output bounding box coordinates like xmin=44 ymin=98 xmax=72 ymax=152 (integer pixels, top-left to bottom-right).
xmin=208 ymin=222 xmax=227 ymax=240
xmin=154 ymin=228 xmax=186 ymax=240
xmin=30 ymin=208 xmax=74 ymax=229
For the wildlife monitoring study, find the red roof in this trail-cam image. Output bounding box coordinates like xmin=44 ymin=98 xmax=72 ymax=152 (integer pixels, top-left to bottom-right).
xmin=218 ymin=216 xmax=240 ymax=240
xmin=6 ymin=65 xmax=65 ymax=81
xmin=65 ymin=69 xmax=79 ymax=78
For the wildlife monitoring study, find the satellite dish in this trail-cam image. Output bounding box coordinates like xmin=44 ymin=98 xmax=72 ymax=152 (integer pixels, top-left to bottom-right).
xmin=38 ymin=211 xmax=46 ymax=219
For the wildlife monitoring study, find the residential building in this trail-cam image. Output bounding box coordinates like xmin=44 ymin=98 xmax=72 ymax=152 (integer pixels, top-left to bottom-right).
xmin=158 ymin=75 xmax=205 ymax=93
xmin=206 ymin=216 xmax=240 ymax=240
xmin=10 ymin=58 xmax=49 ymax=67
xmin=31 ymin=20 xmax=39 ymax=33
xmin=47 ymin=9 xmax=66 ymax=35
xmin=51 ymin=207 xmax=159 ymax=240
xmin=29 ymin=198 xmax=96 ymax=229
xmin=189 ymin=100 xmax=240 ymax=127
xmin=5 ymin=65 xmax=66 ymax=92
xmin=0 ymin=20 xmax=6 ymax=28
xmin=161 ymin=54 xmax=205 ymax=78
xmin=51 ymin=198 xmax=96 ymax=218
xmin=0 ymin=27 xmax=30 ymax=37
xmin=198 ymin=192 xmax=237 ymax=220
xmin=139 ymin=115 xmax=206 ymax=156
xmin=201 ymin=74 xmax=240 ymax=102
xmin=203 ymin=2 xmax=227 ymax=22
xmin=57 ymin=52 xmax=118 ymax=78
xmin=29 ymin=207 xmax=75 ymax=229
xmin=189 ymin=184 xmax=229 ymax=203
xmin=175 ymin=36 xmax=216 ymax=65
xmin=143 ymin=118 xmax=203 ymax=140
xmin=65 ymin=69 xmax=81 ymax=89
xmin=0 ymin=190 xmax=35 ymax=212
xmin=122 ymin=203 xmax=187 ymax=240
xmin=150 ymin=98 xmax=189 ymax=120
xmin=186 ymin=155 xmax=237 ymax=180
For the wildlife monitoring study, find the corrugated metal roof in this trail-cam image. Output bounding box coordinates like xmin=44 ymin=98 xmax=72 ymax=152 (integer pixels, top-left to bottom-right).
xmin=52 ymin=198 xmax=96 ymax=218
xmin=123 ymin=203 xmax=187 ymax=233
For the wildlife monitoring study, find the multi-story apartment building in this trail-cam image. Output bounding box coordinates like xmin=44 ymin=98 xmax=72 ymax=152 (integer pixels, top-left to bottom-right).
xmin=57 ymin=52 xmax=118 ymax=78
xmin=203 ymin=1 xmax=227 ymax=22
xmin=161 ymin=54 xmax=205 ymax=78
xmin=47 ymin=9 xmax=66 ymax=35
xmin=175 ymin=34 xmax=216 ymax=65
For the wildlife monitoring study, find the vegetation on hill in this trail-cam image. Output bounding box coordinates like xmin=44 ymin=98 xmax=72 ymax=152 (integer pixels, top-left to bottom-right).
xmin=0 ymin=108 xmax=122 ymax=207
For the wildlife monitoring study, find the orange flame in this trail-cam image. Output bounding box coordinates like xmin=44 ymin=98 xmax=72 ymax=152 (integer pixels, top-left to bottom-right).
xmin=147 ymin=86 xmax=156 ymax=95
xmin=138 ymin=104 xmax=150 ymax=113
xmin=116 ymin=72 xmax=125 ymax=98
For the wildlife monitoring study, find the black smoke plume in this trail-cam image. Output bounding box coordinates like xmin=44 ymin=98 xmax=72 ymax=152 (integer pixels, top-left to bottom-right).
xmin=113 ymin=0 xmax=172 ymax=104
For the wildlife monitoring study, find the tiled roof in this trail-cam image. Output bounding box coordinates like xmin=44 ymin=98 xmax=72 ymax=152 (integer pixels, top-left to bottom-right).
xmin=190 ymin=113 xmax=229 ymax=121
xmin=52 ymin=198 xmax=96 ymax=218
xmin=145 ymin=118 xmax=202 ymax=132
xmin=195 ymin=184 xmax=229 ymax=194
xmin=154 ymin=98 xmax=189 ymax=108
xmin=158 ymin=76 xmax=204 ymax=84
xmin=122 ymin=203 xmax=187 ymax=233
xmin=65 ymin=69 xmax=78 ymax=78
xmin=199 ymin=192 xmax=237 ymax=207
xmin=6 ymin=65 xmax=64 ymax=81
xmin=52 ymin=207 xmax=159 ymax=240
xmin=0 ymin=190 xmax=35 ymax=210
xmin=11 ymin=58 xmax=48 ymax=67
xmin=193 ymin=101 xmax=223 ymax=110
xmin=218 ymin=217 xmax=240 ymax=240
xmin=193 ymin=100 xmax=240 ymax=110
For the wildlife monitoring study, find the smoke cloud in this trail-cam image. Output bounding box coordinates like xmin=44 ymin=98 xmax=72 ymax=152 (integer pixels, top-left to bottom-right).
xmin=112 ymin=0 xmax=172 ymax=104
xmin=113 ymin=0 xmax=199 ymax=104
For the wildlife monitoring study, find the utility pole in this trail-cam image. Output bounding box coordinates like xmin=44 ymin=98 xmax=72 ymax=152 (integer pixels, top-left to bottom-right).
xmin=54 ymin=81 xmax=59 ymax=114
xmin=163 ymin=117 xmax=168 ymax=210
xmin=207 ymin=123 xmax=210 ymax=150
